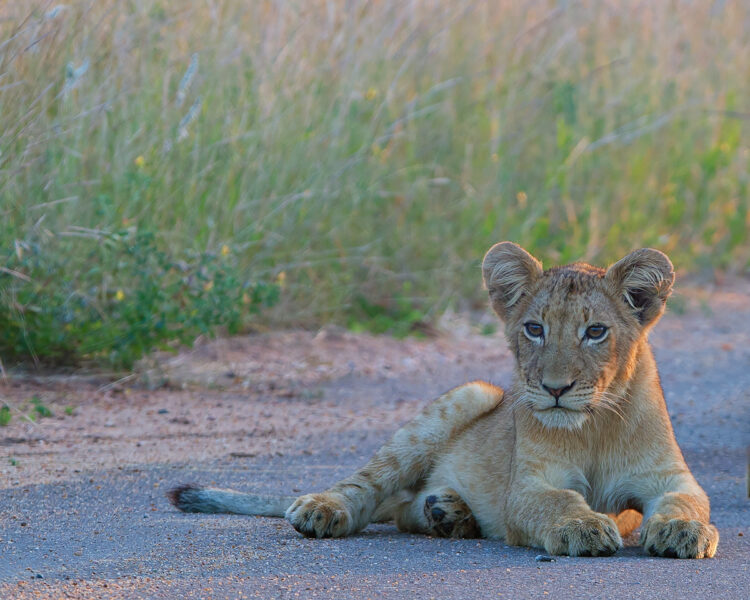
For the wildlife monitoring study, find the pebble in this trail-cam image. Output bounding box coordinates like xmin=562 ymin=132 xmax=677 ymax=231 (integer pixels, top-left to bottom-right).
xmin=535 ymin=554 xmax=555 ymax=562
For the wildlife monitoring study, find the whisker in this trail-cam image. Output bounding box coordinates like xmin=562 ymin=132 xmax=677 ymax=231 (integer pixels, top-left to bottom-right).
xmin=593 ymin=397 xmax=626 ymax=422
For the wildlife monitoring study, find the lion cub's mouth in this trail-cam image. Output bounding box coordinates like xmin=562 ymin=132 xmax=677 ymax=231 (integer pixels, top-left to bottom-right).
xmin=532 ymin=403 xmax=590 ymax=429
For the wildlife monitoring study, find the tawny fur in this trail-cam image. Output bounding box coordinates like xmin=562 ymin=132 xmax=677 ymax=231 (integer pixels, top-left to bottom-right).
xmin=169 ymin=243 xmax=718 ymax=559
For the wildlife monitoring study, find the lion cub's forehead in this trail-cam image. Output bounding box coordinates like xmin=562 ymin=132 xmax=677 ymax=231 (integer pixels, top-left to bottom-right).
xmin=526 ymin=264 xmax=613 ymax=322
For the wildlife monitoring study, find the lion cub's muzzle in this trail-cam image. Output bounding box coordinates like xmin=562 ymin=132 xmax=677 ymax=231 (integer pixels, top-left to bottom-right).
xmin=541 ymin=380 xmax=576 ymax=403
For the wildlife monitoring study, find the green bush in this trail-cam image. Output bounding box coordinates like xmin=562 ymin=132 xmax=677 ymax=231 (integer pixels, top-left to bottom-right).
xmin=0 ymin=228 xmax=278 ymax=368
xmin=0 ymin=405 xmax=11 ymax=427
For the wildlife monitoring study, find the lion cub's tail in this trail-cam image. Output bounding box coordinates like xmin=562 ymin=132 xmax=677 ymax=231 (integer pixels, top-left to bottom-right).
xmin=168 ymin=484 xmax=296 ymax=517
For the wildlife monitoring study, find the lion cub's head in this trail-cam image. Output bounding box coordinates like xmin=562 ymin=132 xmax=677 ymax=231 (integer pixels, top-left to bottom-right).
xmin=482 ymin=242 xmax=674 ymax=430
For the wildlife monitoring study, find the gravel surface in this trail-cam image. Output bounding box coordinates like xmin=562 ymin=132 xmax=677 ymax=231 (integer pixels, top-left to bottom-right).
xmin=0 ymin=280 xmax=748 ymax=599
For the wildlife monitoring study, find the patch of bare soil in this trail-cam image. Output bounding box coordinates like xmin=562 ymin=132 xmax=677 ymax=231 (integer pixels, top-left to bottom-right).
xmin=1 ymin=278 xmax=748 ymax=489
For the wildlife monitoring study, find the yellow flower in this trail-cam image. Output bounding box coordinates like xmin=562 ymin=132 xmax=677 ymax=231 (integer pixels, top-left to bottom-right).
xmin=276 ymin=271 xmax=287 ymax=290
xmin=221 ymin=244 xmax=230 ymax=256
xmin=134 ymin=155 xmax=145 ymax=168
xmin=115 ymin=289 xmax=125 ymax=302
xmin=516 ymin=191 xmax=528 ymax=208
xmin=203 ymin=280 xmax=214 ymax=292
xmin=365 ymin=87 xmax=378 ymax=101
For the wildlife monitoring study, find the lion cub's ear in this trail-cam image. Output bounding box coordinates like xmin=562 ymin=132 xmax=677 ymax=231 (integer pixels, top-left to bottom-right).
xmin=482 ymin=242 xmax=543 ymax=321
xmin=605 ymin=248 xmax=675 ymax=326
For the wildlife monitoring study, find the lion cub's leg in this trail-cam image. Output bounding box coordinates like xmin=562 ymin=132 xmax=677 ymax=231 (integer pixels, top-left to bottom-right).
xmin=638 ymin=471 xmax=718 ymax=559
xmin=285 ymin=382 xmax=503 ymax=538
xmin=505 ymin=480 xmax=623 ymax=557
xmin=382 ymin=490 xmax=430 ymax=534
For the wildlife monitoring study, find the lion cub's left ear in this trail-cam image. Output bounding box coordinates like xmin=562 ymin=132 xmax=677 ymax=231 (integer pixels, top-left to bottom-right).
xmin=605 ymin=248 xmax=675 ymax=326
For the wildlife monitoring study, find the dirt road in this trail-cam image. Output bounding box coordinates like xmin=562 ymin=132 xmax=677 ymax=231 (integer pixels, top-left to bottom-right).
xmin=1 ymin=281 xmax=748 ymax=599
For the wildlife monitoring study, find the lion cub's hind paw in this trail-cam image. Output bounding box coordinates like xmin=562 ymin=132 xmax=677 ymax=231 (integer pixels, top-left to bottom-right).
xmin=423 ymin=491 xmax=480 ymax=538
xmin=641 ymin=518 xmax=718 ymax=559
xmin=285 ymin=493 xmax=353 ymax=538
xmin=545 ymin=513 xmax=622 ymax=557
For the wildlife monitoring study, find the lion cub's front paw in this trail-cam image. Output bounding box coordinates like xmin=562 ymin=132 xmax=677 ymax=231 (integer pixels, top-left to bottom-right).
xmin=285 ymin=493 xmax=353 ymax=538
xmin=544 ymin=513 xmax=622 ymax=557
xmin=641 ymin=517 xmax=718 ymax=559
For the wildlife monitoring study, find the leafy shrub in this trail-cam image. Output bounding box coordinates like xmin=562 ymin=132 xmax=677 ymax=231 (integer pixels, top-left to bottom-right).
xmin=0 ymin=228 xmax=278 ymax=369
xmin=0 ymin=405 xmax=11 ymax=427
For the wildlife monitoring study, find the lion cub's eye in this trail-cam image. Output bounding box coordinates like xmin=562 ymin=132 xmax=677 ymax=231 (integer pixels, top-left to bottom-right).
xmin=524 ymin=322 xmax=544 ymax=338
xmin=585 ymin=324 xmax=608 ymax=340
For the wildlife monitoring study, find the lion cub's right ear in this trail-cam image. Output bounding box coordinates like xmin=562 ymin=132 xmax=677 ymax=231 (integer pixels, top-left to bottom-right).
xmin=482 ymin=242 xmax=543 ymax=321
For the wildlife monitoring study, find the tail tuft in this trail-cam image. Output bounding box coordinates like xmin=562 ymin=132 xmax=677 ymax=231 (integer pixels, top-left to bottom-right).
xmin=168 ymin=483 xmax=214 ymax=513
xmin=167 ymin=483 xmax=296 ymax=516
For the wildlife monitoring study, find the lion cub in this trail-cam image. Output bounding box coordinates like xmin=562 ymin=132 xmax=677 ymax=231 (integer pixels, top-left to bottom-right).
xmin=170 ymin=243 xmax=718 ymax=559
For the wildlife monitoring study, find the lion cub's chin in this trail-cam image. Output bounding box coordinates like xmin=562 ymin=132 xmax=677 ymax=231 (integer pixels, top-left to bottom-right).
xmin=533 ymin=406 xmax=589 ymax=430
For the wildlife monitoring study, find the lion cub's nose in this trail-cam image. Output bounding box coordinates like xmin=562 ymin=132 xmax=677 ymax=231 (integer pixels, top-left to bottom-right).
xmin=542 ymin=381 xmax=576 ymax=399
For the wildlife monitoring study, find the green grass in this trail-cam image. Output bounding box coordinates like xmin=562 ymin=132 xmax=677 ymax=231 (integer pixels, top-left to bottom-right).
xmin=31 ymin=396 xmax=53 ymax=418
xmin=1 ymin=1 xmax=749 ymax=368
xmin=0 ymin=405 xmax=11 ymax=427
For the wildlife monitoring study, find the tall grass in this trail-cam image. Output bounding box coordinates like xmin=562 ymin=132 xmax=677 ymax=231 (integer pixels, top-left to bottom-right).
xmin=1 ymin=1 xmax=749 ymax=366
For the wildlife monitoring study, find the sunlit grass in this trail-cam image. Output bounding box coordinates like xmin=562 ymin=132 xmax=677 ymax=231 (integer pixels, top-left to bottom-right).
xmin=1 ymin=1 xmax=749 ymax=365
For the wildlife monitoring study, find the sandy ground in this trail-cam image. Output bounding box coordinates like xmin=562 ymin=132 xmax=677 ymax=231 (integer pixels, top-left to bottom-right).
xmin=0 ymin=279 xmax=748 ymax=598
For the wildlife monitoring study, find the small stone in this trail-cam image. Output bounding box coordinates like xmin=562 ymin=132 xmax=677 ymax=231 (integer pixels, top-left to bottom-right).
xmin=535 ymin=554 xmax=555 ymax=562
